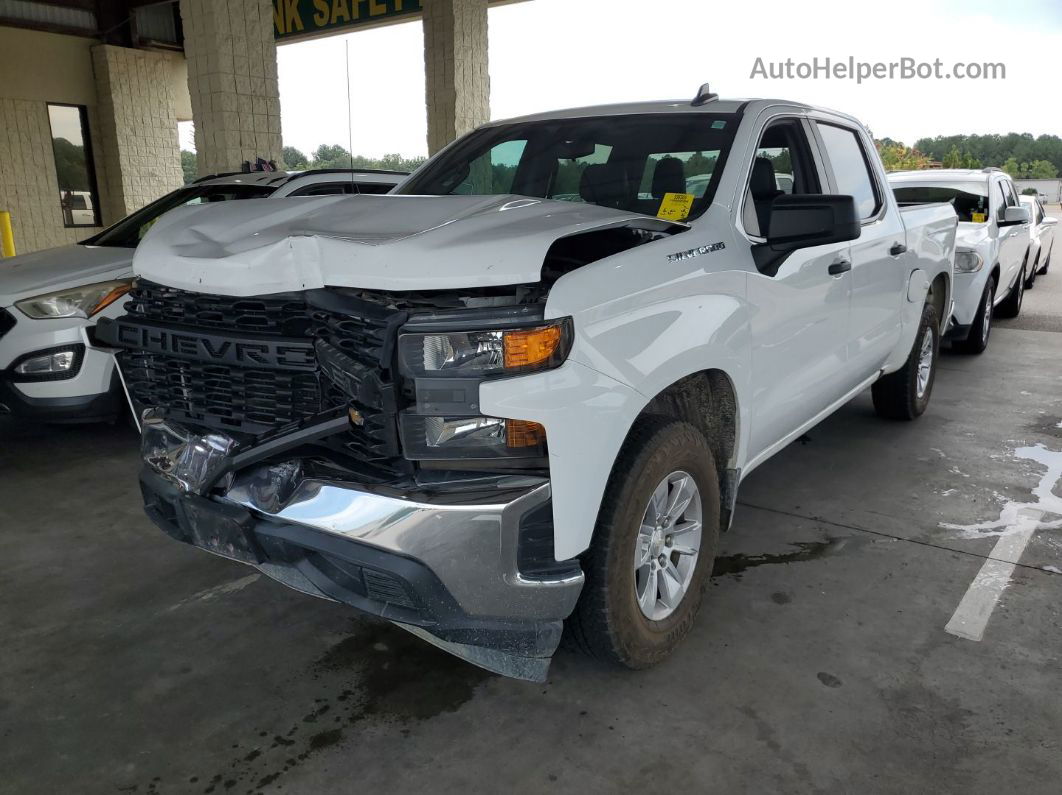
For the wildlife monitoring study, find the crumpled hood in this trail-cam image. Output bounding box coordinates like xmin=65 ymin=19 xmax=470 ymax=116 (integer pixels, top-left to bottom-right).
xmin=0 ymin=244 xmax=133 ymax=306
xmin=133 ymin=194 xmax=672 ymax=295
xmin=955 ymin=222 xmax=992 ymax=252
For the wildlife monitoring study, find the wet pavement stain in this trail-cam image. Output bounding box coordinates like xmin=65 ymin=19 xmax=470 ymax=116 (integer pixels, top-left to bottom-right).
xmin=712 ymin=537 xmax=855 ymax=578
xmin=181 ymin=620 xmax=488 ymax=795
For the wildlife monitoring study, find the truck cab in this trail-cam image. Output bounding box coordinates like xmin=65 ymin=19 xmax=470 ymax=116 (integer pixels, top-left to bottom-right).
xmin=99 ymin=92 xmax=956 ymax=680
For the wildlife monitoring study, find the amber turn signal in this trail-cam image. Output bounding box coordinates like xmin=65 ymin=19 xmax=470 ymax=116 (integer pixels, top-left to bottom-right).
xmin=503 ymin=325 xmax=563 ymax=369
xmin=505 ymin=419 xmax=546 ymax=448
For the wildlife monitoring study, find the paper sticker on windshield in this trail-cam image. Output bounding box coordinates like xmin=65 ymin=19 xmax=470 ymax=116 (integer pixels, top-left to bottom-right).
xmin=971 ymin=211 xmax=987 ymax=223
xmin=657 ymin=192 xmax=694 ymax=221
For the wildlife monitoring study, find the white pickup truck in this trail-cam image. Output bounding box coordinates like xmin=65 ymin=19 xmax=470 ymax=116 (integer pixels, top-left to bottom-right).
xmin=98 ymin=89 xmax=957 ymax=680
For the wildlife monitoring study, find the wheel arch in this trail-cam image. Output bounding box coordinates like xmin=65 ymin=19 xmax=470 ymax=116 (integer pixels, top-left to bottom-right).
xmin=627 ymin=369 xmax=740 ymax=532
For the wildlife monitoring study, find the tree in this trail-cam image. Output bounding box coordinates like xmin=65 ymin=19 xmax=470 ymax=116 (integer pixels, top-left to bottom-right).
xmin=1027 ymin=159 xmax=1058 ymax=179
xmin=282 ymin=146 xmax=309 ymax=170
xmin=875 ymin=140 xmax=932 ymax=172
xmin=1002 ymin=157 xmax=1021 ymax=178
xmin=180 ymin=150 xmax=197 ymax=184
xmin=942 ymin=145 xmax=964 ymax=169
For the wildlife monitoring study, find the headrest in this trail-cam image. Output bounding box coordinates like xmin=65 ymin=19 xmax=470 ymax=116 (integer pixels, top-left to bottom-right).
xmin=750 ymin=157 xmax=778 ymax=198
xmin=579 ymin=163 xmax=629 ymax=209
xmin=651 ymin=157 xmax=687 ymax=198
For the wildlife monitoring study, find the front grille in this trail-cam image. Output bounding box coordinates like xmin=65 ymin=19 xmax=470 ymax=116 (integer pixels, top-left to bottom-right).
xmin=125 ymin=281 xmax=313 ymax=337
xmin=117 ymin=281 xmax=409 ymax=480
xmin=121 ymin=351 xmax=324 ymax=434
xmin=0 ymin=308 xmax=15 ymax=341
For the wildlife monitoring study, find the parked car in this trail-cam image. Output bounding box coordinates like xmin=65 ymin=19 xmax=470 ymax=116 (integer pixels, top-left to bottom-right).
xmin=890 ymin=168 xmax=1030 ymax=354
xmin=0 ymin=169 xmax=407 ymax=423
xmin=1019 ymin=194 xmax=1057 ymax=286
xmin=98 ymin=90 xmax=957 ymax=680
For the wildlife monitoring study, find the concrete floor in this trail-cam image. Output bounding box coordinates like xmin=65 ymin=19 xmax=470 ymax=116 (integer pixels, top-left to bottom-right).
xmin=3 ymin=287 xmax=1062 ymax=793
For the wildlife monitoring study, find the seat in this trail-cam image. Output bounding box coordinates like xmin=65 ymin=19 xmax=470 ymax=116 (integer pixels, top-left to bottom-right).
xmin=651 ymin=157 xmax=687 ymax=198
xmin=750 ymin=157 xmax=783 ymax=235
xmin=579 ymin=163 xmax=630 ymax=209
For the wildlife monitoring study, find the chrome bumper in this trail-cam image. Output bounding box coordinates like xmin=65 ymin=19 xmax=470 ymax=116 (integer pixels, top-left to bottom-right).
xmin=220 ymin=462 xmax=584 ymax=623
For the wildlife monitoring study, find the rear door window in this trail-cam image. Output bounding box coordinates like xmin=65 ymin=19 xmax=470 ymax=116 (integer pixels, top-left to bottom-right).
xmin=815 ymin=122 xmax=881 ymax=219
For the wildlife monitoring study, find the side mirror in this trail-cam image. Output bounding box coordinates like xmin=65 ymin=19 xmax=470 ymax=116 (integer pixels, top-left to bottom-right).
xmin=1002 ymin=206 xmax=1031 ymax=226
xmin=766 ymin=194 xmax=861 ymax=251
xmin=1042 ymin=216 xmax=1059 ymax=226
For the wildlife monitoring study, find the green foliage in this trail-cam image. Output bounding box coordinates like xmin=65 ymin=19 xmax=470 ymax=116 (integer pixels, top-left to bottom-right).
xmin=914 ymin=132 xmax=1062 ymax=177
xmin=1021 ymin=187 xmax=1039 ymax=195
xmin=51 ymin=137 xmax=90 ymax=191
xmin=302 ymin=143 xmax=426 ymax=173
xmin=282 ymin=146 xmax=308 ymax=170
xmin=181 ymin=150 xmax=197 ymax=184
xmin=875 ymin=140 xmax=932 ymax=171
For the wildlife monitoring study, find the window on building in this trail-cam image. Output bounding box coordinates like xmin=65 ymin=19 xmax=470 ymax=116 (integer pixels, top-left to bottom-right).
xmin=47 ymin=104 xmax=100 ymax=228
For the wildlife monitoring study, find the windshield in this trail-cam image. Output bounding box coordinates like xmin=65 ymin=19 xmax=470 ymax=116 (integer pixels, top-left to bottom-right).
xmin=892 ymin=182 xmax=990 ymax=224
xmin=398 ymin=113 xmax=738 ymax=221
xmin=82 ymin=183 xmax=276 ymax=248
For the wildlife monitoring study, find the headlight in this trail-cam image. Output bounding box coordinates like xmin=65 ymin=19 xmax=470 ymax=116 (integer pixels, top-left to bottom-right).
xmin=15 ymin=279 xmax=132 ymax=319
xmin=398 ymin=318 xmax=573 ymax=378
xmin=400 ymin=415 xmax=547 ymax=460
xmin=954 ymin=250 xmax=984 ymax=273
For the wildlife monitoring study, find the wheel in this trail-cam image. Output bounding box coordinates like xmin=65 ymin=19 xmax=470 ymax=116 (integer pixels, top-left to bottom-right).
xmin=1025 ymin=254 xmax=1038 ymax=289
xmin=996 ymin=263 xmax=1025 ymax=318
xmin=872 ymin=302 xmax=939 ymax=420
xmin=1040 ymin=246 xmax=1052 ymax=275
xmin=567 ymin=417 xmax=720 ymax=669
xmin=954 ymin=276 xmax=995 ymax=355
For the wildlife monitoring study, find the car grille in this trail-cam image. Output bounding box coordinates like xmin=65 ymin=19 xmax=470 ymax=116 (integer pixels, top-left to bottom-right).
xmin=118 ymin=282 xmax=409 ymax=479
xmin=125 ymin=281 xmax=313 ymax=337
xmin=0 ymin=308 xmax=15 ymax=341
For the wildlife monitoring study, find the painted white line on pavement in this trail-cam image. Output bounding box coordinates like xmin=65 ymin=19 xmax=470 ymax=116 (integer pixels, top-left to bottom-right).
xmin=945 ymin=508 xmax=1042 ymax=642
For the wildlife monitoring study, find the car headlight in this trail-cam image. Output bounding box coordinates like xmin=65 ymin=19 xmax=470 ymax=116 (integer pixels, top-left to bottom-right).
xmin=395 ymin=316 xmax=571 ymax=462
xmin=955 ymin=250 xmax=984 ymax=273
xmin=398 ymin=317 xmax=573 ymax=378
xmin=15 ymin=279 xmax=132 ymax=319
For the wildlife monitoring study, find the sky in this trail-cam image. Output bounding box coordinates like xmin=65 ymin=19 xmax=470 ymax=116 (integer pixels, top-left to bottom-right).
xmin=179 ymin=0 xmax=1062 ymax=158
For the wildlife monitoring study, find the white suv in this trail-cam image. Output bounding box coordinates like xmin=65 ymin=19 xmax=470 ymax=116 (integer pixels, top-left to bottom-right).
xmin=890 ymin=168 xmax=1031 ymax=353
xmin=0 ymin=169 xmax=406 ymax=423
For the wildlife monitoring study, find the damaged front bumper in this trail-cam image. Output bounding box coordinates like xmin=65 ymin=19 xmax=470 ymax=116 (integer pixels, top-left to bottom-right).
xmin=138 ymin=419 xmax=584 ymax=681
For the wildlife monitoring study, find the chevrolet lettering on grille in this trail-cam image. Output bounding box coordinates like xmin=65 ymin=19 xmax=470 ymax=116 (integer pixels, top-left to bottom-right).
xmin=108 ymin=319 xmax=316 ymax=371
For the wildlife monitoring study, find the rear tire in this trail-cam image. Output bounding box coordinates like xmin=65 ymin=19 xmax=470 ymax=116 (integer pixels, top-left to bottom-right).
xmin=872 ymin=302 xmax=939 ymax=420
xmin=567 ymin=417 xmax=720 ymax=669
xmin=996 ymin=263 xmax=1026 ymax=318
xmin=955 ymin=276 xmax=995 ymax=355
xmin=1040 ymin=246 xmax=1052 ymax=275
xmin=1025 ymin=255 xmax=1038 ymax=289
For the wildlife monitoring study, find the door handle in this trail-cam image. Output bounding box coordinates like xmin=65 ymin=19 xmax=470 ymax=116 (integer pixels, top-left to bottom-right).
xmin=828 ymin=258 xmax=852 ymax=276
xmin=890 ymin=242 xmax=907 ymax=256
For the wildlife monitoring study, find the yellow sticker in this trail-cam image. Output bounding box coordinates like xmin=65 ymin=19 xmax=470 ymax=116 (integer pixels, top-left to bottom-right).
xmin=657 ymin=192 xmax=695 ymax=222
xmin=971 ymin=212 xmax=987 ymax=223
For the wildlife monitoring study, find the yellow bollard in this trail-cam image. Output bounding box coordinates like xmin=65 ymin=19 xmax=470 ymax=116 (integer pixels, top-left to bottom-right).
xmin=0 ymin=211 xmax=14 ymax=258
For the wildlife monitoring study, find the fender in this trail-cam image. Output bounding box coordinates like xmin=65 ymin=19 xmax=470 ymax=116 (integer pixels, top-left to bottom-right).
xmin=881 ymin=268 xmax=930 ymax=373
xmin=482 ymin=223 xmax=752 ymax=561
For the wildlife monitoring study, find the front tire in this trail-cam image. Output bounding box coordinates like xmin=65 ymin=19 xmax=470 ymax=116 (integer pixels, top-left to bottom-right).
xmin=567 ymin=418 xmax=720 ymax=669
xmin=955 ymin=276 xmax=995 ymax=355
xmin=996 ymin=263 xmax=1026 ymax=318
xmin=1025 ymin=254 xmax=1039 ymax=289
xmin=872 ymin=302 xmax=939 ymax=420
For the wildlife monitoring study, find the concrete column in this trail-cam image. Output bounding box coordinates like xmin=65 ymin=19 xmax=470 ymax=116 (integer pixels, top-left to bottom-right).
xmin=179 ymin=0 xmax=282 ymax=176
xmin=91 ymin=45 xmax=185 ymax=223
xmin=422 ymin=0 xmax=490 ymax=155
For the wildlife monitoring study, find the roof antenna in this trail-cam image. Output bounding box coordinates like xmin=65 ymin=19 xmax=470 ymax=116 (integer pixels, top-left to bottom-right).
xmin=345 ymin=39 xmax=354 ymax=189
xmin=691 ymin=83 xmax=718 ymax=106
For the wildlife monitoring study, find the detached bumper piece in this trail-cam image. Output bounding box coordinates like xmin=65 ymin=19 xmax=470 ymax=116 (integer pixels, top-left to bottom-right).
xmin=140 ymin=463 xmax=582 ymax=682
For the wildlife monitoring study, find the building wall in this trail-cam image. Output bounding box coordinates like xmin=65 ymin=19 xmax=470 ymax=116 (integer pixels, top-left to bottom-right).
xmin=179 ymin=0 xmax=283 ymax=175
xmin=423 ymin=0 xmax=490 ymax=155
xmin=91 ymin=45 xmax=185 ymax=221
xmin=0 ymin=26 xmax=189 ymax=256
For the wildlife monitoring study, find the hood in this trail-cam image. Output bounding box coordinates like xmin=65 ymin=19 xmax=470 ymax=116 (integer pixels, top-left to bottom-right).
xmin=955 ymin=222 xmax=992 ymax=251
xmin=0 ymin=244 xmax=133 ymax=306
xmin=132 ymin=194 xmax=676 ymax=295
